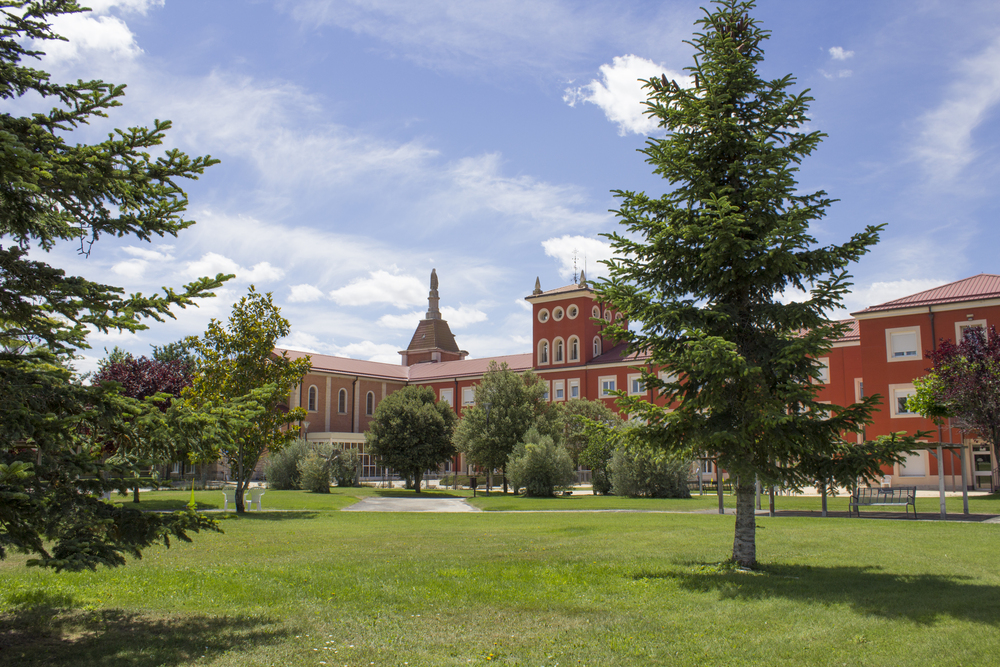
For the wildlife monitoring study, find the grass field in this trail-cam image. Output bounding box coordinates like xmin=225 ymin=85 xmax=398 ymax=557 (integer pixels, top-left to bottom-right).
xmin=2 ymin=491 xmax=999 ymax=666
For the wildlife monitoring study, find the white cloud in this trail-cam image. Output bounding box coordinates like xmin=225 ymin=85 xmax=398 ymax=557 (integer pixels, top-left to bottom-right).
xmin=112 ymin=258 xmax=147 ymax=280
xmin=541 ymin=235 xmax=615 ymax=282
xmin=39 ymin=13 xmax=143 ymax=63
xmin=288 ymin=284 xmax=326 ymax=303
xmin=821 ymin=69 xmax=853 ymax=80
xmin=184 ymin=253 xmax=285 ymax=284
xmin=564 ymin=54 xmax=690 ymax=136
xmin=829 ymin=46 xmax=854 ymax=61
xmin=913 ymin=34 xmax=1000 ymax=180
xmin=122 ymin=245 xmax=174 ymax=261
xmin=336 ymin=341 xmax=403 ymax=364
xmin=329 ymin=270 xmax=426 ymax=308
xmin=377 ymin=305 xmax=486 ymax=329
xmin=844 ymin=278 xmax=950 ymax=314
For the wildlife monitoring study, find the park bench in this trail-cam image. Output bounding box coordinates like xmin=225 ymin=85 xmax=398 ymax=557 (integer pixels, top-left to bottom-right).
xmin=849 ymin=486 xmax=917 ymax=519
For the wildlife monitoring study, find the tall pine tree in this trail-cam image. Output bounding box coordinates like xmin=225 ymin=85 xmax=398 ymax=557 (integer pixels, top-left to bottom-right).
xmin=597 ymin=0 xmax=909 ymax=567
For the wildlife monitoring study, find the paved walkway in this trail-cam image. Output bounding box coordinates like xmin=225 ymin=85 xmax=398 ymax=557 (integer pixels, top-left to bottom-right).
xmin=342 ymin=497 xmax=479 ymax=512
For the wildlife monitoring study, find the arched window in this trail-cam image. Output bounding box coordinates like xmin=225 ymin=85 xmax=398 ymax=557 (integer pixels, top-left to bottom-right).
xmin=307 ymin=385 xmax=318 ymax=411
xmin=568 ymin=336 xmax=579 ymax=362
xmin=338 ymin=388 xmax=347 ymax=414
xmin=366 ymin=391 xmax=375 ymax=416
xmin=593 ymin=336 xmax=602 ymax=357
xmin=554 ymin=337 xmax=564 ymax=363
xmin=538 ymin=339 xmax=549 ymax=365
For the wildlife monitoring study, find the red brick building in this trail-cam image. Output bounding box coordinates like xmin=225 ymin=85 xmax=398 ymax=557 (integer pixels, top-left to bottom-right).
xmin=282 ymin=271 xmax=1000 ymax=489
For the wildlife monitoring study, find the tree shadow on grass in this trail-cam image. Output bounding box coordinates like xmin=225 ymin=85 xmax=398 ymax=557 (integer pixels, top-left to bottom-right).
xmin=0 ymin=595 xmax=296 ymax=667
xmin=216 ymin=511 xmax=321 ymax=522
xmin=635 ymin=562 xmax=1000 ymax=626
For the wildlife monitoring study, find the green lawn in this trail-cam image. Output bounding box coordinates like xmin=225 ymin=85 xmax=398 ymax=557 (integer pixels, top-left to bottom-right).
xmin=2 ymin=506 xmax=999 ymax=666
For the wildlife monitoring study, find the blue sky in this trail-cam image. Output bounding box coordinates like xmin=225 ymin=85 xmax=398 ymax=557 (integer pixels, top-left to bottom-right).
xmin=26 ymin=0 xmax=1000 ymax=373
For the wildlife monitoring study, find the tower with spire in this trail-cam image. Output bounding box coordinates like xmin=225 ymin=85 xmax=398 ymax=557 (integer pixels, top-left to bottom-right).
xmin=400 ymin=269 xmax=468 ymax=366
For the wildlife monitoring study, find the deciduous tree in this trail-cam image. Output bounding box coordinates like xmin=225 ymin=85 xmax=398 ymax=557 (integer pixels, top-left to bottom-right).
xmin=186 ymin=287 xmax=310 ymax=513
xmin=366 ymin=386 xmax=457 ymax=493
xmin=596 ymin=0 xmax=911 ymax=567
xmin=452 ymin=361 xmax=549 ymax=492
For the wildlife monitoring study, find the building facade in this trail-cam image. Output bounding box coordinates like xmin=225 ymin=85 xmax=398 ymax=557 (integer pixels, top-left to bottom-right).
xmin=282 ymin=270 xmax=1000 ymax=490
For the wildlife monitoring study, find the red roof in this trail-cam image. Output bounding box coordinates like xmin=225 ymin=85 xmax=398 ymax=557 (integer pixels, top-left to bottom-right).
xmin=831 ymin=318 xmax=860 ymax=343
xmin=277 ymin=348 xmax=532 ymax=383
xmin=853 ymin=274 xmax=1000 ymax=314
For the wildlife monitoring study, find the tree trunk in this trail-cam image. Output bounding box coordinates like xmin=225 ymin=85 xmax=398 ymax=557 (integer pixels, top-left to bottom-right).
xmin=236 ymin=448 xmax=246 ymax=514
xmin=414 ymin=470 xmax=422 ymax=493
xmin=502 ymin=465 xmax=508 ymax=494
xmin=731 ymin=481 xmax=756 ymax=568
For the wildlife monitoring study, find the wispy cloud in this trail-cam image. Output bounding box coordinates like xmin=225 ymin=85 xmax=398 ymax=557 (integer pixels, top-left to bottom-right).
xmin=541 ymin=235 xmax=615 ymax=282
xmin=377 ymin=305 xmax=487 ymax=329
xmin=564 ymin=54 xmax=689 ymax=136
xmin=913 ymin=34 xmax=1000 ymax=180
xmin=828 ymin=46 xmax=854 ymax=61
xmin=329 ymin=270 xmax=426 ymax=308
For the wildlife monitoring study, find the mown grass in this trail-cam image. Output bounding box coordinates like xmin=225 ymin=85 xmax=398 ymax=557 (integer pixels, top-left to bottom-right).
xmin=1 ymin=509 xmax=999 ymax=666
xmin=125 ymin=486 xmax=1000 ymax=517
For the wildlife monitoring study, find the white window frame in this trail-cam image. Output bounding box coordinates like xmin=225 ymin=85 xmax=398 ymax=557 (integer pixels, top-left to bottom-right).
xmin=553 ymin=307 xmax=564 ymax=321
xmin=592 ymin=305 xmax=600 ymax=319
xmin=440 ymin=388 xmax=454 ymax=407
xmin=568 ymin=336 xmax=580 ymax=362
xmin=603 ymin=309 xmax=612 ymax=322
xmin=462 ymin=386 xmax=475 ymax=406
xmin=569 ymin=378 xmax=580 ymax=399
xmin=553 ymin=379 xmax=565 ymax=402
xmin=599 ymin=376 xmax=617 ymax=398
xmin=537 ymin=339 xmax=549 ymax=365
xmin=593 ymin=336 xmax=602 ymax=358
xmin=889 ymin=383 xmax=919 ymax=418
xmin=568 ymin=305 xmax=579 ymax=319
xmin=816 ymin=357 xmax=830 ymax=384
xmin=537 ymin=308 xmax=549 ymax=323
xmin=553 ymin=337 xmax=564 ymax=363
xmin=885 ymin=326 xmax=921 ymax=362
xmin=541 ymin=380 xmax=551 ymax=401
xmin=628 ymin=373 xmax=646 ymax=396
xmin=956 ymin=319 xmax=987 ymax=342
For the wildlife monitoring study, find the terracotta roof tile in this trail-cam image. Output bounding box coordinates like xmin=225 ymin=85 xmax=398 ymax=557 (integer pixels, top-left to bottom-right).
xmin=277 ymin=348 xmax=532 ymax=382
xmin=853 ymin=274 xmax=1000 ymax=314
xmin=526 ymin=283 xmax=594 ymax=299
xmin=277 ymin=349 xmax=409 ymax=381
xmin=831 ymin=318 xmax=860 ymax=343
xmin=406 ymin=354 xmax=533 ymax=381
xmin=406 ymin=319 xmax=461 ymax=353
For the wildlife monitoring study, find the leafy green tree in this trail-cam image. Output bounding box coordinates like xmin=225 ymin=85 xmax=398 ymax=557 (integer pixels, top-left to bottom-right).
xmin=579 ymin=419 xmax=620 ymax=495
xmin=366 ymin=386 xmax=457 ymax=493
xmin=507 ymin=427 xmax=576 ymax=497
xmin=0 ymin=1 xmax=227 ymax=570
xmin=561 ymin=398 xmax=621 ymax=467
xmin=596 ymin=0 xmax=913 ymax=567
xmin=186 ymin=287 xmax=310 ymax=513
xmin=298 ymin=450 xmax=331 ymax=493
xmin=452 ymin=361 xmax=549 ymax=492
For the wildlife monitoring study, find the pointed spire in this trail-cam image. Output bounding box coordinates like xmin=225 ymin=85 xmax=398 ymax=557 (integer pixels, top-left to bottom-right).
xmin=426 ymin=268 xmax=441 ymax=319
xmin=533 ymin=277 xmax=542 ymax=295
xmin=578 ymin=269 xmax=586 ymax=287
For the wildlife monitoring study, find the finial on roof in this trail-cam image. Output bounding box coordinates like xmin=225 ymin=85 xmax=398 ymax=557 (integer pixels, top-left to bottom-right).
xmin=533 ymin=277 xmax=542 ymax=295
xmin=426 ymin=268 xmax=441 ymax=319
xmin=578 ymin=269 xmax=586 ymax=287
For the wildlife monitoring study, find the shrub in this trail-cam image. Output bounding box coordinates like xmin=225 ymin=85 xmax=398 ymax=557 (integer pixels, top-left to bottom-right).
xmin=263 ymin=439 xmax=309 ymax=490
xmin=579 ymin=429 xmax=615 ymax=495
xmin=329 ymin=449 xmax=360 ymax=487
xmin=611 ymin=445 xmax=691 ymax=498
xmin=507 ymin=428 xmax=576 ymax=497
xmin=298 ymin=451 xmax=331 ymax=493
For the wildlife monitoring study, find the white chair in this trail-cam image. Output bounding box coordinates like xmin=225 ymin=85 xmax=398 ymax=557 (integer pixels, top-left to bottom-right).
xmin=248 ymin=488 xmax=265 ymax=510
xmin=881 ymin=475 xmax=891 ymax=488
xmin=222 ymin=489 xmax=240 ymax=510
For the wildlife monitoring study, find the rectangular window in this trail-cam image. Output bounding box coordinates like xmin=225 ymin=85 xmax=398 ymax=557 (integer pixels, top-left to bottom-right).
xmin=886 ymin=327 xmax=921 ymax=362
xmin=569 ymin=379 xmax=580 ymax=399
xmin=957 ymin=319 xmax=987 ymax=342
xmin=462 ymin=387 xmax=475 ymax=406
xmin=599 ymin=376 xmax=617 ymax=397
xmin=628 ymin=373 xmax=646 ymax=395
xmin=440 ymin=388 xmax=453 ymax=407
xmin=889 ymin=384 xmax=918 ymax=417
xmin=816 ymin=357 xmax=830 ymax=384
xmin=900 ymin=451 xmax=926 ymax=477
xmin=554 ymin=380 xmax=565 ymax=401
xmin=542 ymin=381 xmax=550 ymax=401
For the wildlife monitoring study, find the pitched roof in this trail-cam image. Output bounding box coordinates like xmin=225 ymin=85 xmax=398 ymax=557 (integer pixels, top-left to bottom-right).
xmin=276 ymin=348 xmax=532 ymax=383
xmin=525 ymin=283 xmax=594 ymax=300
xmin=406 ymin=318 xmax=461 ymax=353
xmin=589 ymin=342 xmax=650 ymax=365
xmin=853 ymin=274 xmax=1000 ymax=314
xmin=831 ymin=318 xmax=860 ymax=343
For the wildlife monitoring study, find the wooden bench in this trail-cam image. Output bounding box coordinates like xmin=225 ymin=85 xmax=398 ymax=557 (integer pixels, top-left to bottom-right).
xmin=849 ymin=486 xmax=917 ymax=519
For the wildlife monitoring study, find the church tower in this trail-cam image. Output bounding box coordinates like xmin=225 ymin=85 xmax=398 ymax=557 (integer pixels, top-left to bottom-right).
xmin=400 ymin=269 xmax=468 ymax=366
